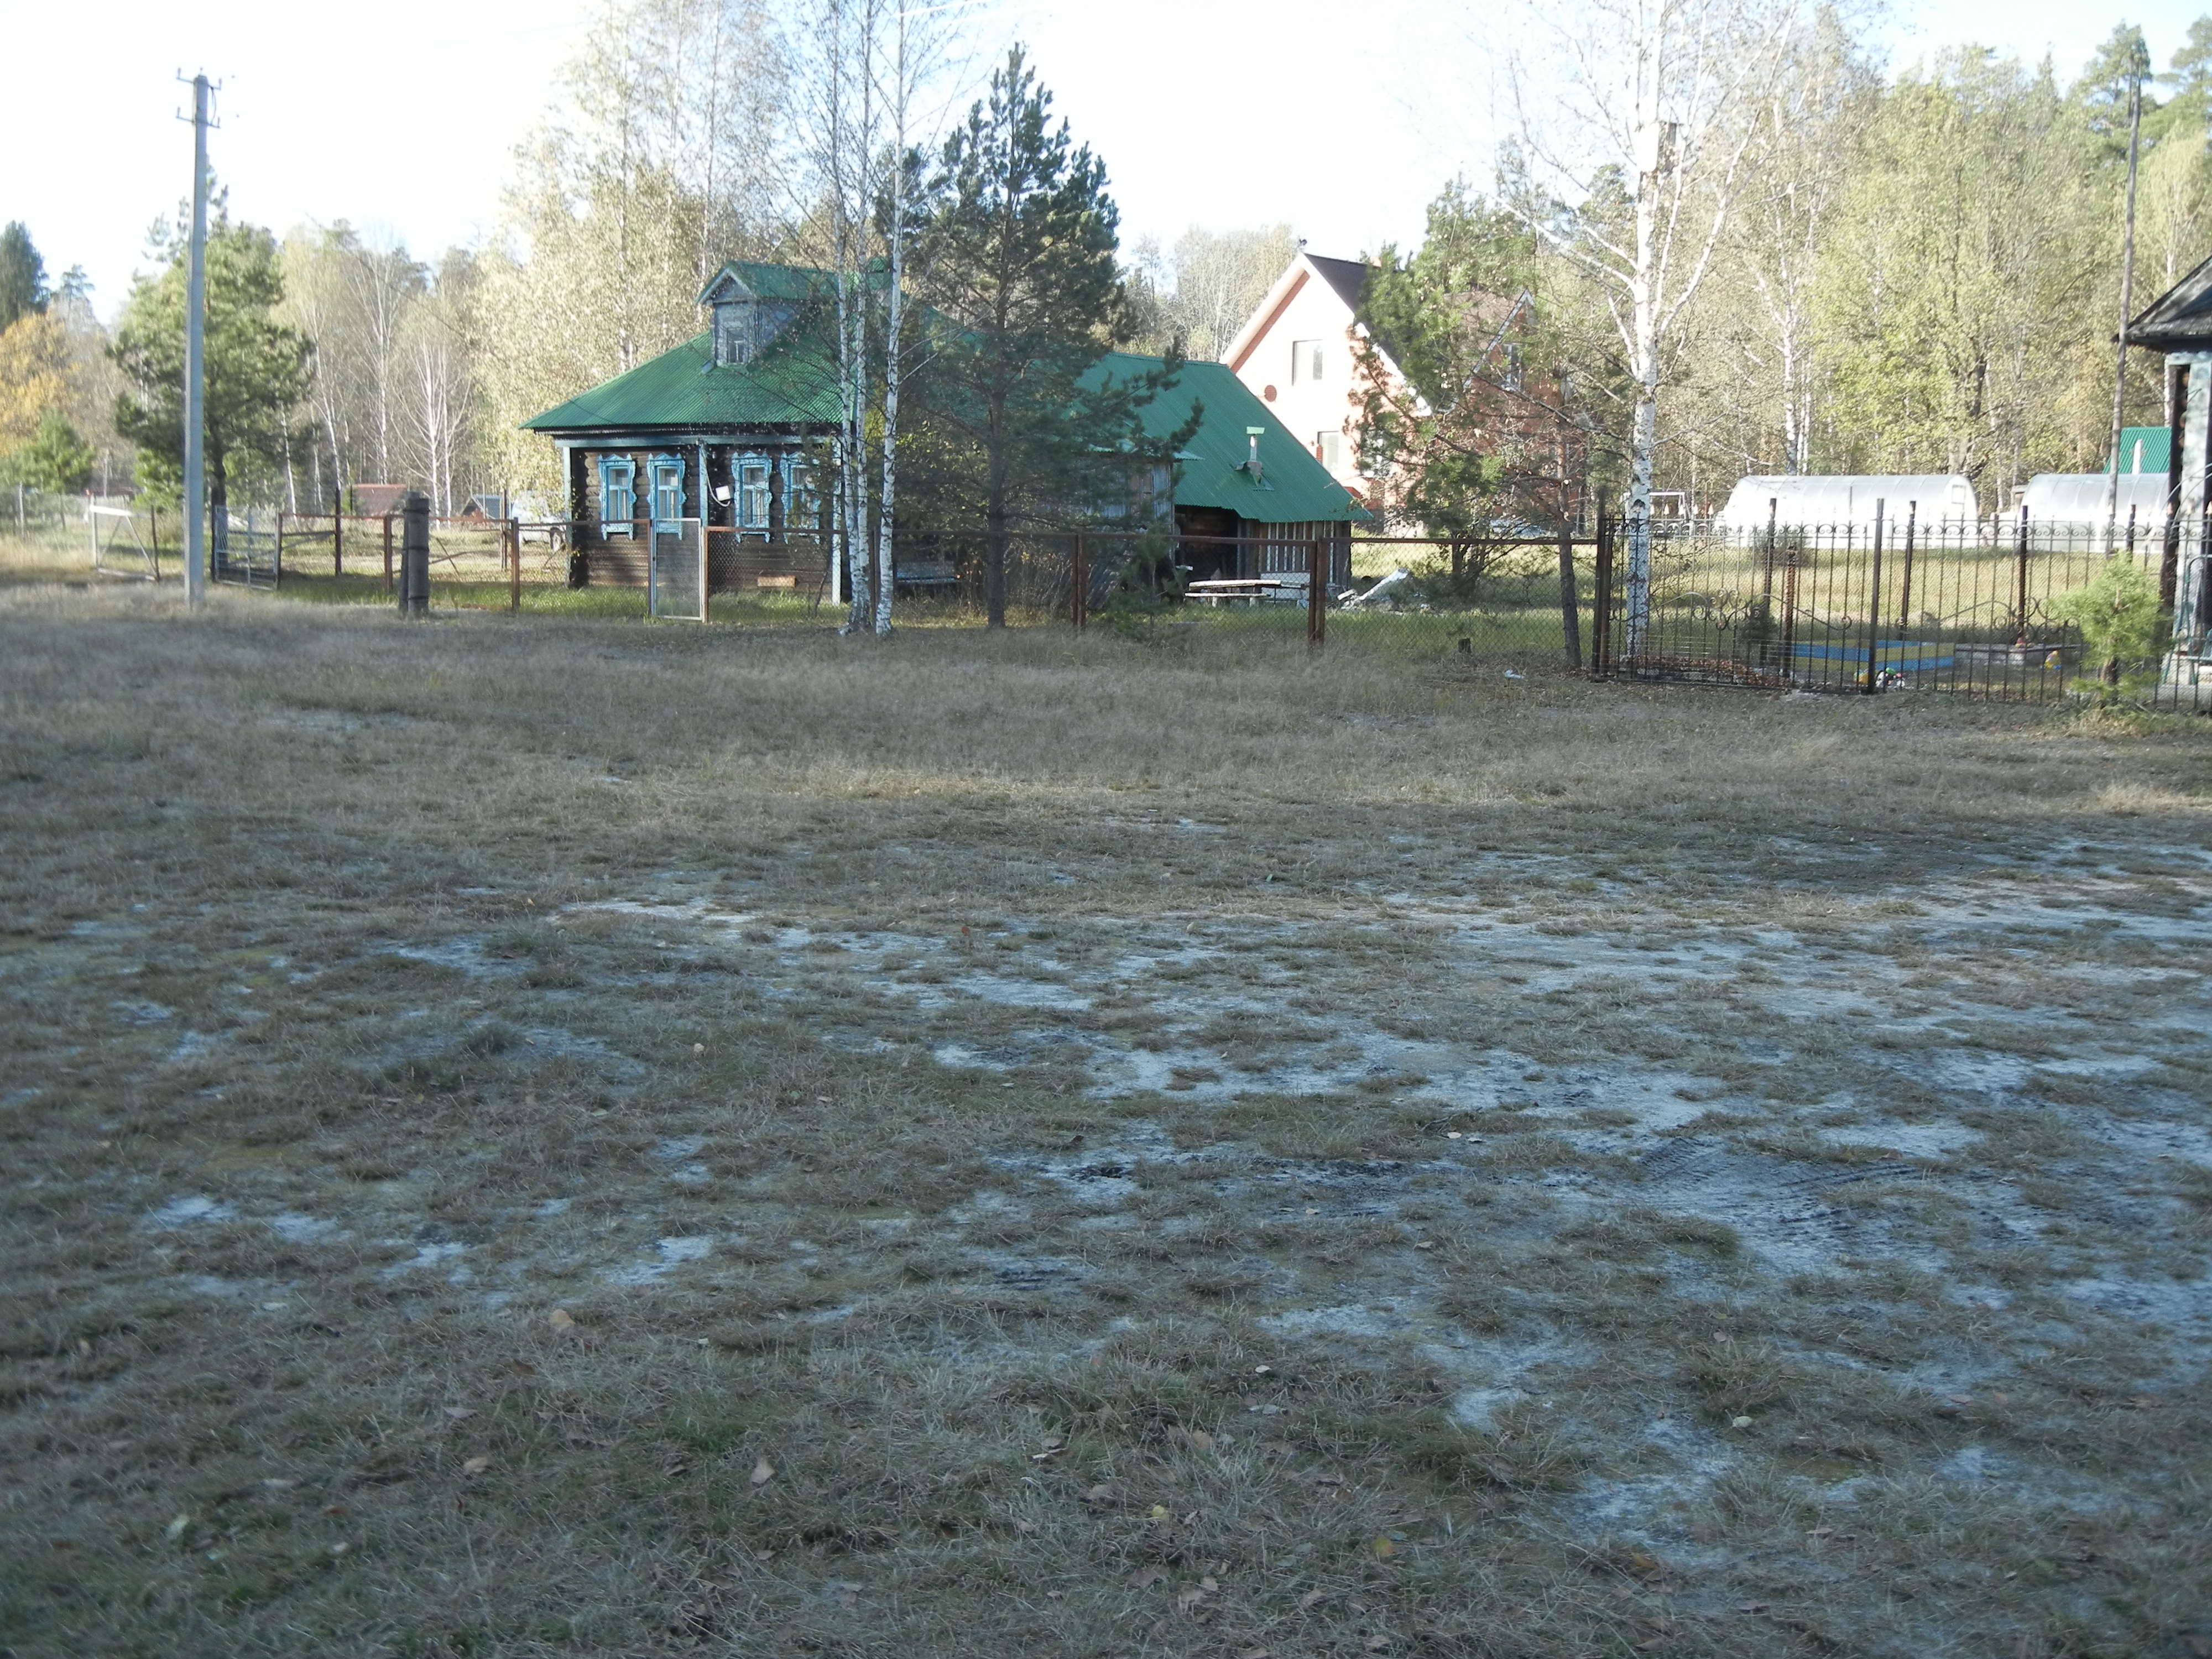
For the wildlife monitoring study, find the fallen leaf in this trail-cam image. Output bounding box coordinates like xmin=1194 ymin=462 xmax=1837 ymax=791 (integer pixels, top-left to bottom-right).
xmin=749 ymin=1457 xmax=775 ymax=1486
xmin=164 ymin=1514 xmax=191 ymax=1544
xmin=508 ymin=1359 xmax=538 ymax=1378
xmin=1729 ymin=1415 xmax=1754 ymax=1429
xmin=1365 ymin=1639 xmax=1391 ymax=1653
xmin=1945 ymin=1394 xmax=1975 ymax=1406
xmin=443 ymin=1407 xmax=475 ymax=1421
xmin=260 ymin=1478 xmax=296 ymax=1491
xmin=1126 ymin=1566 xmax=1167 ymax=1589
xmin=1371 ymin=1535 xmax=1397 ymax=1558
xmin=548 ymin=1309 xmax=576 ymax=1332
xmin=1148 ymin=1504 xmax=1171 ymax=1520
xmin=1081 ymin=1484 xmax=1112 ymax=1504
xmin=462 ymin=1455 xmax=493 ymax=1476
xmin=1299 ymin=1589 xmax=1328 ymax=1610
xmin=1201 ymin=1575 xmax=1219 ymax=1592
xmin=1239 ymin=1649 xmax=1275 ymax=1658
xmin=1177 ymin=1588 xmax=1207 ymax=1613
xmin=1013 ymin=1519 xmax=1038 ymax=1535
xmin=1737 ymin=1602 xmax=1770 ymax=1614
xmin=1030 ymin=1443 xmax=1066 ymax=1462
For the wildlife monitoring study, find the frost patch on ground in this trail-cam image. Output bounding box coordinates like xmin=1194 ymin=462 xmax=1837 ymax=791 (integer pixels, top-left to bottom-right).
xmin=147 ymin=1194 xmax=236 ymax=1227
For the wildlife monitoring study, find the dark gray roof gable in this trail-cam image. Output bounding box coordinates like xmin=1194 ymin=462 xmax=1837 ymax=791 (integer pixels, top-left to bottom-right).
xmin=2128 ymin=249 xmax=2212 ymax=349
xmin=1304 ymin=253 xmax=1371 ymax=314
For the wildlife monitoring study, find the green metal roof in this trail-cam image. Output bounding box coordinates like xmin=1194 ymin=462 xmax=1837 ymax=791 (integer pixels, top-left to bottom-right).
xmin=521 ymin=306 xmax=842 ymax=434
xmin=696 ymin=259 xmax=831 ymax=305
xmin=1087 ymin=353 xmax=1369 ymax=524
xmin=522 ymin=260 xmax=1363 ymax=523
xmin=2114 ymin=425 xmax=2170 ymax=474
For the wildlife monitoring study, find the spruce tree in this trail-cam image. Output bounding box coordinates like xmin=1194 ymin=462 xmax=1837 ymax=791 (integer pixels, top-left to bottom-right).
xmin=111 ymin=199 xmax=310 ymax=527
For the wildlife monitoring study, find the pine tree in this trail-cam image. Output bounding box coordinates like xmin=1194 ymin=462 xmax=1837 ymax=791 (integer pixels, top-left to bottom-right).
xmin=0 ymin=223 xmax=46 ymax=333
xmin=915 ymin=46 xmax=1179 ymax=627
xmin=111 ymin=199 xmax=311 ymax=526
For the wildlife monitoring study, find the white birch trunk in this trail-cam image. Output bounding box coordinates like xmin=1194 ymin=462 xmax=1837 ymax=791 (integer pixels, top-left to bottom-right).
xmin=873 ymin=0 xmax=909 ymax=638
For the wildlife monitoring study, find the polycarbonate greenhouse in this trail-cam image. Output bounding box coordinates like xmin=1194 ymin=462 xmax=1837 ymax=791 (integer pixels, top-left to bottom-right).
xmin=1715 ymin=474 xmax=1979 ymax=541
xmin=2019 ymin=471 xmax=2169 ymax=533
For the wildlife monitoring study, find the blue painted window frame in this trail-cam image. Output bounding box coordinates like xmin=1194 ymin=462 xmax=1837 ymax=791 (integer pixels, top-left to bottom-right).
xmin=647 ymin=453 xmax=685 ymax=533
xmin=783 ymin=456 xmax=817 ymax=531
xmin=736 ymin=453 xmax=773 ymax=531
xmin=598 ymin=456 xmax=636 ymax=538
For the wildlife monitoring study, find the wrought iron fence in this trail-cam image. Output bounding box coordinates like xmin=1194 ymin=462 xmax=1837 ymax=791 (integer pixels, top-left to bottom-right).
xmin=1588 ymin=512 xmax=2208 ymax=707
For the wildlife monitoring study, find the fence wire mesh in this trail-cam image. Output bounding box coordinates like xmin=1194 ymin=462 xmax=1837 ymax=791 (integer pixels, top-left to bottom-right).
xmin=27 ymin=497 xmax=2212 ymax=711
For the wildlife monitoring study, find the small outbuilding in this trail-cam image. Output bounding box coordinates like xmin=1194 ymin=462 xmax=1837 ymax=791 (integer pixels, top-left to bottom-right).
xmin=2122 ymin=255 xmax=2212 ymax=666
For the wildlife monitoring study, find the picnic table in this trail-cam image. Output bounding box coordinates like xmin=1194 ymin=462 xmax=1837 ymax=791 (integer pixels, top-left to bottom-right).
xmin=1185 ymin=577 xmax=1303 ymax=606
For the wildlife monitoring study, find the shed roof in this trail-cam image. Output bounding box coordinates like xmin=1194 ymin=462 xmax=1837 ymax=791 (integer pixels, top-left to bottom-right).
xmin=1085 ymin=354 xmax=1369 ymax=524
xmin=2126 ymin=250 xmax=2212 ymax=350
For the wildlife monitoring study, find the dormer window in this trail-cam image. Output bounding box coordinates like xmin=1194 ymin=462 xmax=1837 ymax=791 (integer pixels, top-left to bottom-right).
xmin=716 ymin=305 xmax=755 ymax=366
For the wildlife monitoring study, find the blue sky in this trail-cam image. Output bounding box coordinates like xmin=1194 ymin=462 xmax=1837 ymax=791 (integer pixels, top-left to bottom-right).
xmin=3 ymin=0 xmax=2201 ymax=322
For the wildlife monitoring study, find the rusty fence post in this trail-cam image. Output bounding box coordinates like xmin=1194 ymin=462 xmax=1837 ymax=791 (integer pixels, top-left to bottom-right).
xmin=1590 ymin=516 xmax=1613 ymax=677
xmin=1780 ymin=543 xmax=1801 ymax=680
xmin=382 ymin=514 xmax=394 ymax=589
xmin=1557 ymin=524 xmax=1582 ymax=670
xmin=1863 ymin=499 xmax=1886 ymax=693
xmin=1307 ymin=538 xmax=1326 ymax=648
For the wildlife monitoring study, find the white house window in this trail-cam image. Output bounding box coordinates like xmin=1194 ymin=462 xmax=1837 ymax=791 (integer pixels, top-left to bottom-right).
xmin=598 ymin=456 xmax=637 ymax=536
xmin=737 ymin=455 xmax=773 ymax=529
xmin=648 ymin=454 xmax=685 ymax=531
xmin=1315 ymin=431 xmax=1343 ymax=471
xmin=1291 ymin=340 xmax=1324 ymax=384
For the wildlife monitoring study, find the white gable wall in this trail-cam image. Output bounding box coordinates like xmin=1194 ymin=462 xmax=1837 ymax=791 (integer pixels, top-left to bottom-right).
xmin=1227 ymin=261 xmax=1376 ymax=497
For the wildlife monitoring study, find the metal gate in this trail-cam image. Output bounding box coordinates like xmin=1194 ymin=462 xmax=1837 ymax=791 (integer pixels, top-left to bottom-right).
xmin=648 ymin=520 xmax=705 ymax=620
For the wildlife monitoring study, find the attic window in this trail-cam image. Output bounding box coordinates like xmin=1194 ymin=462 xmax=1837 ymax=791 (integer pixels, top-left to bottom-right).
xmin=715 ymin=304 xmax=755 ymax=367
xmin=1291 ymin=340 xmax=1323 ymax=384
xmin=1315 ymin=431 xmax=1343 ymax=471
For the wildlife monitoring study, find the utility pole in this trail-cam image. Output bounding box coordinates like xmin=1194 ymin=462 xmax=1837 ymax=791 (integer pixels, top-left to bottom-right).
xmin=180 ymin=72 xmax=215 ymax=605
xmin=2104 ymin=39 xmax=2148 ymax=550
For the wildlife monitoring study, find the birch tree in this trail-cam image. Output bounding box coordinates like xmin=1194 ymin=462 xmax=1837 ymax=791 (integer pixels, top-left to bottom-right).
xmin=1507 ymin=0 xmax=1801 ymax=655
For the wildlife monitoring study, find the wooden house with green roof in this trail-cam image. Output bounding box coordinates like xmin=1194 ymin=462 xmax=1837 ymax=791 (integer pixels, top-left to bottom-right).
xmin=521 ymin=259 xmax=1365 ymax=593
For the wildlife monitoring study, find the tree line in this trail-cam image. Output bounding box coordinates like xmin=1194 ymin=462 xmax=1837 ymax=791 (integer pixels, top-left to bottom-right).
xmin=1 ymin=1 xmax=2202 ymax=572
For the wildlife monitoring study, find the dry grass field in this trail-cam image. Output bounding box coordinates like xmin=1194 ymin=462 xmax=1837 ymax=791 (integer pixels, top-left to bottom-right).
xmin=2 ymin=562 xmax=2210 ymax=1658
